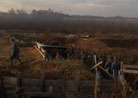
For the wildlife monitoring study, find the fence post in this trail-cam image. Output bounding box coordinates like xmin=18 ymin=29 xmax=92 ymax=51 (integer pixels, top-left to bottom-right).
xmin=119 ymin=62 xmax=127 ymax=98
xmin=94 ymin=54 xmax=101 ymax=98
xmin=0 ymin=72 xmax=6 ymax=98
xmin=40 ymin=72 xmax=45 ymax=92
xmin=120 ymin=61 xmax=124 ymax=70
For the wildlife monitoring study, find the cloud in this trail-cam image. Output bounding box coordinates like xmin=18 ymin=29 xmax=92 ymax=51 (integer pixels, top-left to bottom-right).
xmin=73 ymin=3 xmax=100 ymax=7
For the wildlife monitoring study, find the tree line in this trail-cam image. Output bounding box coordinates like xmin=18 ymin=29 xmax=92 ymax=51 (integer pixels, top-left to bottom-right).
xmin=0 ymin=9 xmax=138 ymax=34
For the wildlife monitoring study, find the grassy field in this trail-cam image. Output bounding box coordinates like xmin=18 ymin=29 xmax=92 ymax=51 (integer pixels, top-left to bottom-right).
xmin=0 ymin=33 xmax=94 ymax=80
xmin=0 ymin=32 xmax=138 ymax=79
xmin=0 ymin=32 xmax=138 ymax=97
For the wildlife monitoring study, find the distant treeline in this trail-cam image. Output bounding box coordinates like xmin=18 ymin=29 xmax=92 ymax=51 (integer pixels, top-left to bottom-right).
xmin=0 ymin=9 xmax=138 ymax=34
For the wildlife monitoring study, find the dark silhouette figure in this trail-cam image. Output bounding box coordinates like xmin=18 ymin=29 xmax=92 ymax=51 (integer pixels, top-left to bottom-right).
xmin=9 ymin=38 xmax=22 ymax=66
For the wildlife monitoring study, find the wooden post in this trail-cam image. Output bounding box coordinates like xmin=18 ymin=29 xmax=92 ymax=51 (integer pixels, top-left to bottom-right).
xmin=17 ymin=72 xmax=22 ymax=87
xmin=120 ymin=61 xmax=124 ymax=70
xmin=0 ymin=72 xmax=6 ymax=98
xmin=40 ymin=72 xmax=45 ymax=92
xmin=61 ymin=71 xmax=65 ymax=97
xmin=119 ymin=62 xmax=127 ymax=85
xmin=119 ymin=62 xmax=127 ymax=98
xmin=94 ymin=54 xmax=101 ymax=98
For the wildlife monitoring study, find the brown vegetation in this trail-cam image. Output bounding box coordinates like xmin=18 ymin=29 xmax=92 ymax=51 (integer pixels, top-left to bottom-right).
xmin=0 ymin=31 xmax=138 ymax=97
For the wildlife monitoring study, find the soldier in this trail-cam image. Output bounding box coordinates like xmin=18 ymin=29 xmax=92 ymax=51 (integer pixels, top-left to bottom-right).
xmin=56 ymin=52 xmax=63 ymax=60
xmin=67 ymin=51 xmax=72 ymax=60
xmin=44 ymin=50 xmax=53 ymax=61
xmin=81 ymin=51 xmax=86 ymax=64
xmin=48 ymin=53 xmax=53 ymax=61
xmin=97 ymin=54 xmax=102 ymax=62
xmin=111 ymin=57 xmax=120 ymax=80
xmin=9 ymin=38 xmax=22 ymax=66
xmin=104 ymin=56 xmax=113 ymax=74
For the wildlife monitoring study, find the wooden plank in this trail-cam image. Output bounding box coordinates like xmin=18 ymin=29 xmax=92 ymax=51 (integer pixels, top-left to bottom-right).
xmin=23 ymin=79 xmax=61 ymax=87
xmin=80 ymin=34 xmax=91 ymax=38
xmin=34 ymin=45 xmax=45 ymax=59
xmin=26 ymin=92 xmax=50 ymax=97
xmin=20 ymin=87 xmax=41 ymax=92
xmin=119 ymin=71 xmax=127 ymax=86
xmin=121 ymin=69 xmax=138 ymax=74
xmin=22 ymin=79 xmax=40 ymax=88
xmin=80 ymin=81 xmax=94 ymax=85
xmin=3 ymin=76 xmax=95 ymax=86
xmin=4 ymin=84 xmax=16 ymax=90
xmin=90 ymin=61 xmax=103 ymax=70
xmin=119 ymin=62 xmax=127 ymax=86
xmin=64 ymin=81 xmax=77 ymax=90
xmin=125 ymin=65 xmax=138 ymax=70
xmin=98 ymin=66 xmax=114 ymax=79
xmin=119 ymin=62 xmax=127 ymax=97
xmin=35 ymin=42 xmax=45 ymax=49
xmin=93 ymin=55 xmax=101 ymax=98
xmin=5 ymin=90 xmax=16 ymax=95
xmin=43 ymin=46 xmax=66 ymax=50
xmin=3 ymin=77 xmax=17 ymax=84
xmin=1 ymin=74 xmax=100 ymax=97
xmin=35 ymin=42 xmax=66 ymax=49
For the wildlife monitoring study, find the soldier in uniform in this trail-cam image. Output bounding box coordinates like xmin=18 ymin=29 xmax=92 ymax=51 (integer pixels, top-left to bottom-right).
xmin=9 ymin=38 xmax=22 ymax=66
xmin=111 ymin=57 xmax=120 ymax=80
xmin=56 ymin=52 xmax=63 ymax=60
xmin=104 ymin=56 xmax=113 ymax=74
xmin=81 ymin=51 xmax=86 ymax=64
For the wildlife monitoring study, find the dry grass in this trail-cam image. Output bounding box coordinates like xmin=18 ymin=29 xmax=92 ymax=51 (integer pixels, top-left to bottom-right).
xmin=0 ymin=36 xmax=93 ymax=80
xmin=0 ymin=32 xmax=138 ymax=97
xmin=1 ymin=32 xmax=138 ymax=78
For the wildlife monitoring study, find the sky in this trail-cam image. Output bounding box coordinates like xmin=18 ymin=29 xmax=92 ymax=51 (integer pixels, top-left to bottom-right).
xmin=0 ymin=0 xmax=138 ymax=17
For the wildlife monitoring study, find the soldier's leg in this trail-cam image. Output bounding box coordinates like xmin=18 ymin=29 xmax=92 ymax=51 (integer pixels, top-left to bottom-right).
xmin=9 ymin=56 xmax=14 ymax=66
xmin=16 ymin=54 xmax=22 ymax=64
xmin=16 ymin=57 xmax=22 ymax=64
xmin=82 ymin=58 xmax=86 ymax=64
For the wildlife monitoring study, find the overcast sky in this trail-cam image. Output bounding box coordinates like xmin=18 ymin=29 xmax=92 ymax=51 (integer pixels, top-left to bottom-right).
xmin=0 ymin=0 xmax=138 ymax=17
